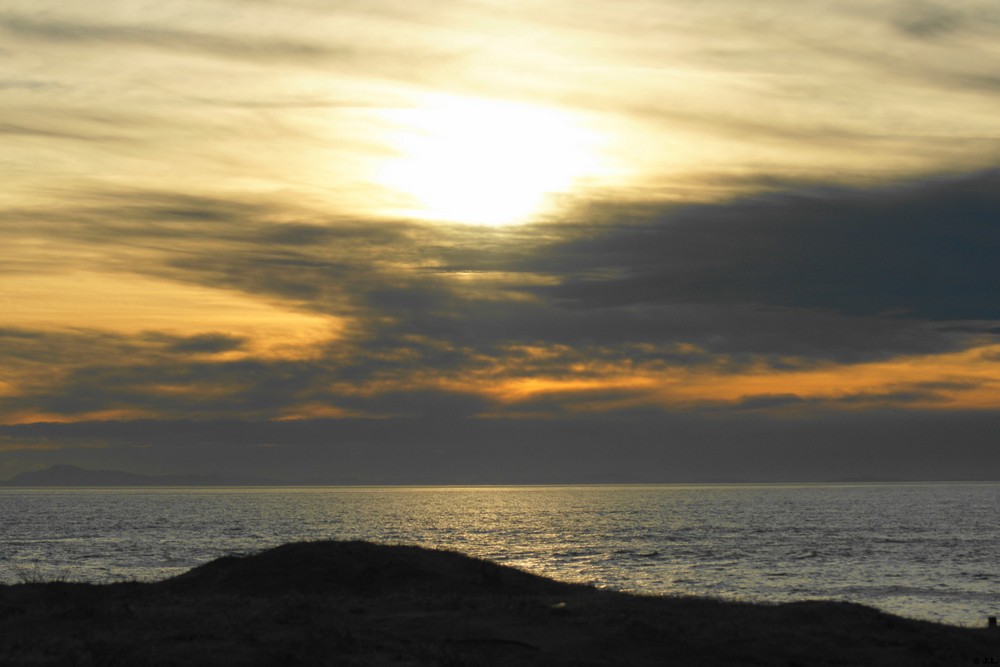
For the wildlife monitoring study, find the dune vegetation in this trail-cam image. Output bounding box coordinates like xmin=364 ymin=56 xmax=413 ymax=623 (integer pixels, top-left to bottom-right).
xmin=0 ymin=541 xmax=997 ymax=666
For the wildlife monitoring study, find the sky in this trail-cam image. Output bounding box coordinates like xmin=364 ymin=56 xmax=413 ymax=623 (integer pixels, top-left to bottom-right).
xmin=2 ymin=0 xmax=1000 ymax=482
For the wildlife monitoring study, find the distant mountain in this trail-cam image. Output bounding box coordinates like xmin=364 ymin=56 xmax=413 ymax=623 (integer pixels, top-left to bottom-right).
xmin=0 ymin=464 xmax=282 ymax=487
xmin=8 ymin=465 xmax=968 ymax=488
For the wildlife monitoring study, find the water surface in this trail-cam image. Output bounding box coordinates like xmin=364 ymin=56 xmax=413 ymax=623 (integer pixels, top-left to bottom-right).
xmin=2 ymin=483 xmax=997 ymax=627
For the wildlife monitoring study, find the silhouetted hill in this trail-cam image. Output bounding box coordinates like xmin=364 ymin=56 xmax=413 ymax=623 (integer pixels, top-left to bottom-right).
xmin=169 ymin=541 xmax=574 ymax=597
xmin=0 ymin=463 xmax=278 ymax=487
xmin=0 ymin=541 xmax=997 ymax=666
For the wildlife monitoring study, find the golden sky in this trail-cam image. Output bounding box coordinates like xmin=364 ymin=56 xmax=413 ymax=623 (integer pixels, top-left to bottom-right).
xmin=2 ymin=0 xmax=999 ymax=481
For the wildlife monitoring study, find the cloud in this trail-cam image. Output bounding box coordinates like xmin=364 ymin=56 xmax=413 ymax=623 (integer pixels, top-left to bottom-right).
xmin=2 ymin=16 xmax=352 ymax=63
xmin=525 ymin=169 xmax=1000 ymax=321
xmin=0 ymin=326 xmax=333 ymax=422
xmin=0 ymin=14 xmax=462 ymax=76
xmin=893 ymin=2 xmax=964 ymax=38
xmin=331 ymin=389 xmax=495 ymax=418
xmin=4 ymin=167 xmax=999 ymax=425
xmin=890 ymin=1 xmax=1000 ymax=39
xmin=0 ymin=122 xmax=128 ymax=143
xmin=0 ymin=78 xmax=59 ymax=91
xmin=6 ymin=356 xmax=325 ymax=421
xmin=164 ymin=333 xmax=248 ymax=355
xmin=5 ymin=0 xmax=1000 ymax=484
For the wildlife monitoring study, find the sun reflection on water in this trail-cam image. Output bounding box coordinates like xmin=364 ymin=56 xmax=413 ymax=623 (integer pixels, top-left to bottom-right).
xmin=3 ymin=484 xmax=998 ymax=627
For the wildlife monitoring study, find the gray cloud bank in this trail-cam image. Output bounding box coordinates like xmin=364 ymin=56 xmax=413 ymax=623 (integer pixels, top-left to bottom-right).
xmin=531 ymin=169 xmax=1000 ymax=321
xmin=3 ymin=411 xmax=1000 ymax=484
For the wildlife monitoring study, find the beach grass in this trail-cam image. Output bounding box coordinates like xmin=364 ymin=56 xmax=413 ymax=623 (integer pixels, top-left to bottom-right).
xmin=0 ymin=541 xmax=996 ymax=666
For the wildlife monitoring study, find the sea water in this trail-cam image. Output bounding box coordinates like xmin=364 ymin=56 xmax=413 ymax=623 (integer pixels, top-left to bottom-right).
xmin=1 ymin=483 xmax=997 ymax=627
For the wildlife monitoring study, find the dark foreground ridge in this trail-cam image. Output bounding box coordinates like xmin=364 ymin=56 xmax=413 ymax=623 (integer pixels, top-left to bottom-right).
xmin=1 ymin=541 xmax=996 ymax=666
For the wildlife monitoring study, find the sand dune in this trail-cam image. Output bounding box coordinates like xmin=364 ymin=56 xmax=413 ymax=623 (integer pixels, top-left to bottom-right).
xmin=1 ymin=541 xmax=996 ymax=666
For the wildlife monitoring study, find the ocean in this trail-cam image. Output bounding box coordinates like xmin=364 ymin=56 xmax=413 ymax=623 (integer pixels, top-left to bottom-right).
xmin=1 ymin=483 xmax=997 ymax=627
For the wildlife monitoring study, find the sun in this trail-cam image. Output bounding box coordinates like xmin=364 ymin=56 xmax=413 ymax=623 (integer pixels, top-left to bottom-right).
xmin=375 ymin=96 xmax=605 ymax=226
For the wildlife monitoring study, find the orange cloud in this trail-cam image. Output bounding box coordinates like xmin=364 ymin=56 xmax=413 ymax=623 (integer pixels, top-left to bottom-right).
xmin=2 ymin=271 xmax=343 ymax=361
xmin=422 ymin=342 xmax=1000 ymax=414
xmin=2 ymin=409 xmax=161 ymax=426
xmin=656 ymin=344 xmax=1000 ymax=410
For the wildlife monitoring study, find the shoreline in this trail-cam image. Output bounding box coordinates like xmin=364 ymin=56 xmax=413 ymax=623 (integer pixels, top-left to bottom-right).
xmin=1 ymin=540 xmax=997 ymax=666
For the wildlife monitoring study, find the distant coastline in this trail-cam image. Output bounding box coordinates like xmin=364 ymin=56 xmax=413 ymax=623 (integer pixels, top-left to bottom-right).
xmin=0 ymin=464 xmax=284 ymax=487
xmin=2 ymin=464 xmax=997 ymax=487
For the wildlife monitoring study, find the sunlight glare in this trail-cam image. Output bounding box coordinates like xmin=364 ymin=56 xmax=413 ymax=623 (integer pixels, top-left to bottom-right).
xmin=376 ymin=96 xmax=605 ymax=226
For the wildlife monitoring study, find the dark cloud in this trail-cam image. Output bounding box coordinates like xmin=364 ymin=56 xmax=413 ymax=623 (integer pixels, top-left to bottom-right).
xmin=891 ymin=1 xmax=996 ymax=39
xmin=333 ymin=389 xmax=495 ymax=418
xmin=0 ymin=327 xmax=148 ymax=369
xmin=525 ymin=169 xmax=1000 ymax=321
xmin=0 ymin=327 xmax=325 ymax=420
xmin=731 ymin=386 xmax=964 ymax=413
xmin=163 ymin=333 xmax=248 ymax=355
xmin=10 ymin=357 xmax=324 ymax=420
xmin=730 ymin=394 xmax=810 ymax=412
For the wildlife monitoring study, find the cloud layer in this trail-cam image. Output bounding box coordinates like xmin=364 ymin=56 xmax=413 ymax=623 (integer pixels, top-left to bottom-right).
xmin=2 ymin=0 xmax=999 ymax=480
